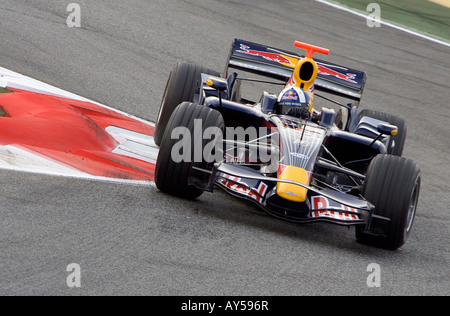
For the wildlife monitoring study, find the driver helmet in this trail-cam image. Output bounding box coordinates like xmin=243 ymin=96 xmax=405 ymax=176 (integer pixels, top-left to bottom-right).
xmin=277 ymin=87 xmax=312 ymax=119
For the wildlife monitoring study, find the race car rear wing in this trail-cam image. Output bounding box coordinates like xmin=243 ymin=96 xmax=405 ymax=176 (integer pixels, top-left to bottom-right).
xmin=225 ymin=38 xmax=367 ymax=102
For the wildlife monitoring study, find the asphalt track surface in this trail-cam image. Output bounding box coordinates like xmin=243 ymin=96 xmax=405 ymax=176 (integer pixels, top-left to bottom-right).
xmin=0 ymin=0 xmax=449 ymax=296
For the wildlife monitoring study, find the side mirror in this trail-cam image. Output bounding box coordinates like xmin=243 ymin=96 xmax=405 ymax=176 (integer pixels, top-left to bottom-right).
xmin=377 ymin=123 xmax=398 ymax=136
xmin=206 ymin=77 xmax=228 ymax=106
xmin=370 ymin=123 xmax=398 ymax=148
xmin=206 ymin=77 xmax=228 ymax=91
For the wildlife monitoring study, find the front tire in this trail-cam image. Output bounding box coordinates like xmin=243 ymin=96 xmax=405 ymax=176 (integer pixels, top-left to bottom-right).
xmin=153 ymin=62 xmax=220 ymax=146
xmin=356 ymin=154 xmax=421 ymax=250
xmin=155 ymin=102 xmax=224 ymax=200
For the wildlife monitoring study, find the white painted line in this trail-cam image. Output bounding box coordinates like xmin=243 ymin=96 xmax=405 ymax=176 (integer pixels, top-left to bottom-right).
xmin=1 ymin=166 xmax=156 ymax=186
xmin=107 ymin=126 xmax=159 ymax=164
xmin=0 ymin=144 xmax=88 ymax=177
xmin=314 ymin=0 xmax=450 ymax=48
xmin=0 ymin=145 xmax=155 ymax=186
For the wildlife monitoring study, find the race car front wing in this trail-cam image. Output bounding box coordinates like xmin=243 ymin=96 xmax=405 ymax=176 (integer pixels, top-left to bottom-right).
xmin=193 ymin=163 xmax=390 ymax=230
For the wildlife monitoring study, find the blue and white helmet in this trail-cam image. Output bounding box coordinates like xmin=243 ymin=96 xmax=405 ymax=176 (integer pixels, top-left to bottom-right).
xmin=277 ymin=87 xmax=312 ymax=119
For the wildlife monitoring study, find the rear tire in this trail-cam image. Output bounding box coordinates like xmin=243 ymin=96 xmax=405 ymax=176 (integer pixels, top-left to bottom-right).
xmin=155 ymin=102 xmax=224 ymax=200
xmin=356 ymin=154 xmax=421 ymax=250
xmin=358 ymin=109 xmax=406 ymax=156
xmin=154 ymin=62 xmax=220 ymax=146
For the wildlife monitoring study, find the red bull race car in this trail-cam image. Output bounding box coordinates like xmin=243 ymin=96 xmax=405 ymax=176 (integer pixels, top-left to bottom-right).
xmin=154 ymin=38 xmax=421 ymax=250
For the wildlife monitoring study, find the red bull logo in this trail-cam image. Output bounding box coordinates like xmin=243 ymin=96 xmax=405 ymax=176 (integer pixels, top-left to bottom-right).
xmin=237 ymin=44 xmax=295 ymax=66
xmin=317 ymin=64 xmax=357 ymax=84
xmin=281 ymin=89 xmax=298 ymax=101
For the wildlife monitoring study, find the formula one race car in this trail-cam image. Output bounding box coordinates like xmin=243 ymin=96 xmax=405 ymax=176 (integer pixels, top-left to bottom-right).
xmin=154 ymin=38 xmax=421 ymax=250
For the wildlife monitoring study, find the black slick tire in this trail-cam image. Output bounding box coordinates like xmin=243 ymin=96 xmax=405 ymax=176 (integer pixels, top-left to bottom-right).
xmin=155 ymin=102 xmax=224 ymax=200
xmin=356 ymin=154 xmax=421 ymax=250
xmin=154 ymin=62 xmax=220 ymax=146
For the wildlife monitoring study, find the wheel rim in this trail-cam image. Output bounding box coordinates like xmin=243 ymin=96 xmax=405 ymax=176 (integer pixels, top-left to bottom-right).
xmin=157 ymin=84 xmax=169 ymax=124
xmin=405 ymin=175 xmax=420 ymax=236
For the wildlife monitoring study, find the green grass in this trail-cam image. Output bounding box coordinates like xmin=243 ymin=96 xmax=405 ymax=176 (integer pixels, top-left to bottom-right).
xmin=326 ymin=0 xmax=450 ymax=43
xmin=0 ymin=106 xmax=9 ymax=117
xmin=0 ymin=87 xmax=12 ymax=94
xmin=0 ymin=87 xmax=12 ymax=116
